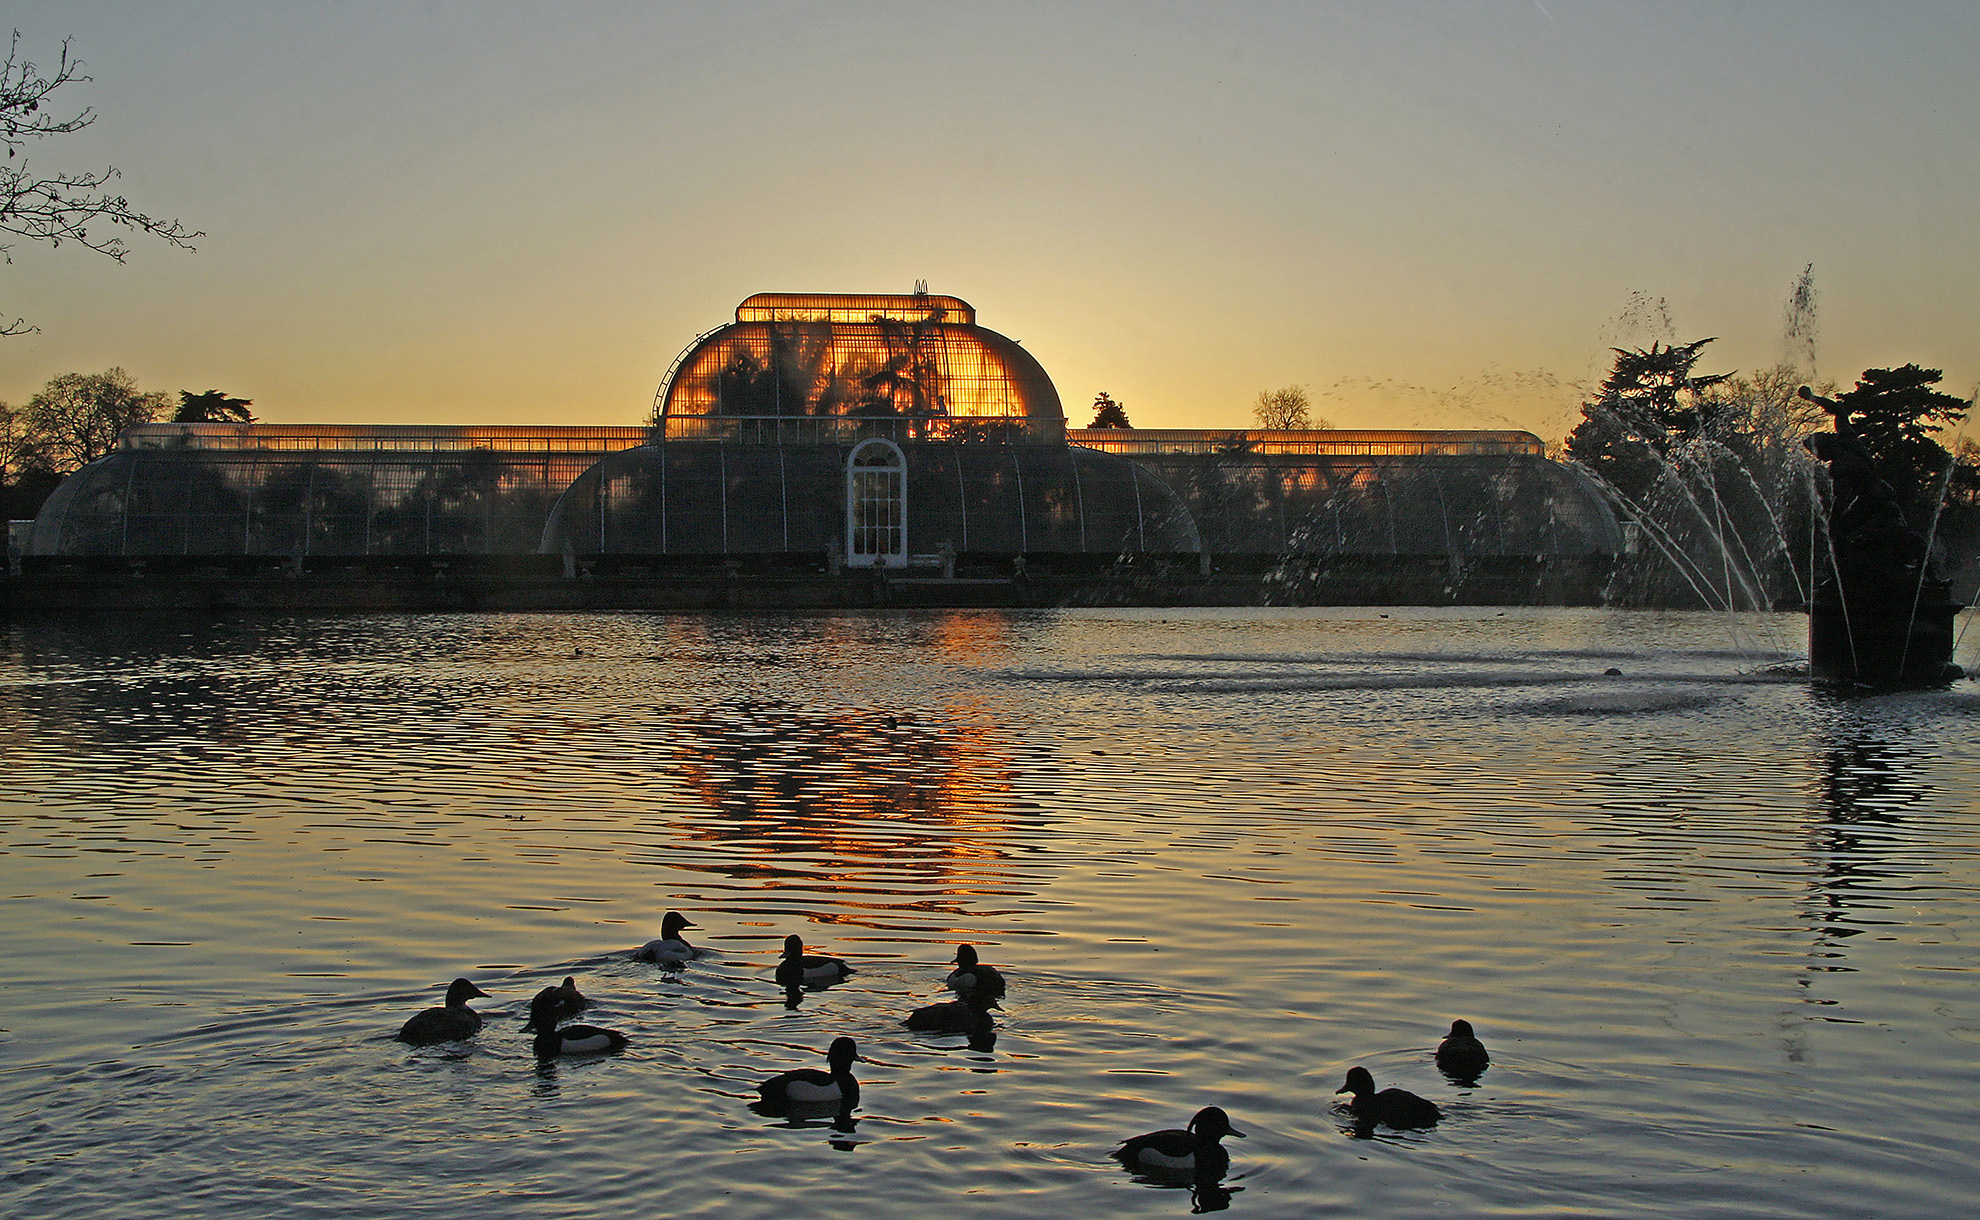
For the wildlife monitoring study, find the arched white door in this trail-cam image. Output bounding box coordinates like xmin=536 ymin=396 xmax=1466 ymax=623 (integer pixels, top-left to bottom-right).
xmin=845 ymin=439 xmax=907 ymax=567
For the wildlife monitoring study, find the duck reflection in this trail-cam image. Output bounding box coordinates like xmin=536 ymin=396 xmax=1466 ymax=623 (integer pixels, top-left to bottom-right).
xmin=531 ymin=1061 xmax=559 ymax=1095
xmin=748 ymin=1097 xmax=860 ymax=1134
xmin=1117 ymin=1160 xmax=1242 ymax=1212
xmin=1190 ymin=1175 xmax=1241 ymax=1213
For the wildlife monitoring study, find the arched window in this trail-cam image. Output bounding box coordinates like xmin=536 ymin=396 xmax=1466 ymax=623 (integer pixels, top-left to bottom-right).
xmin=845 ymin=439 xmax=907 ymax=567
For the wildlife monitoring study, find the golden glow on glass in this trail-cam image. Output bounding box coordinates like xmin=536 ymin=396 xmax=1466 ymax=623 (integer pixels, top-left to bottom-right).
xmin=1066 ymin=428 xmax=1545 ymax=457
xmin=120 ymin=423 xmax=653 ymax=453
xmin=735 ymin=292 xmax=976 ymax=326
xmin=658 ymin=293 xmax=1061 ymax=430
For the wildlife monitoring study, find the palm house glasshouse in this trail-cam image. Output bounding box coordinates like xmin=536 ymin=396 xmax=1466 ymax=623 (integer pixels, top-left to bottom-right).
xmin=19 ymin=291 xmax=1622 ymax=602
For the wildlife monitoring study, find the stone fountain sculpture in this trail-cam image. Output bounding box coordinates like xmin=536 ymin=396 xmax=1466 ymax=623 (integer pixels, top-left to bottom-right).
xmin=1800 ymin=386 xmax=1965 ymax=687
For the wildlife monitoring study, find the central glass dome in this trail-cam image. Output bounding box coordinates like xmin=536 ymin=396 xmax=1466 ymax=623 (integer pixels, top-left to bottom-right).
xmin=654 ymin=292 xmax=1063 ymax=440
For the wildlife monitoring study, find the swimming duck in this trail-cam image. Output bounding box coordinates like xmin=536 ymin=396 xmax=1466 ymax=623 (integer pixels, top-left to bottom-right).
xmin=904 ymin=995 xmax=996 ymax=1037
xmin=1337 ymin=1066 xmax=1440 ymax=1128
xmin=528 ymin=989 xmax=629 ymax=1056
xmin=635 ymin=912 xmax=701 ymax=967
xmin=1435 ymin=1019 xmax=1490 ymax=1078
xmin=944 ymin=944 xmax=1006 ymax=1003
xmin=774 ymin=934 xmax=853 ymax=988
xmin=395 ymin=978 xmax=489 ymax=1045
xmin=523 ymin=977 xmax=587 ymax=1029
xmin=534 ymin=1022 xmax=629 ymax=1056
xmin=532 ymin=1022 xmax=629 ymax=1060
xmin=1114 ymin=1106 xmax=1246 ymax=1176
xmin=756 ymin=1036 xmax=861 ymax=1108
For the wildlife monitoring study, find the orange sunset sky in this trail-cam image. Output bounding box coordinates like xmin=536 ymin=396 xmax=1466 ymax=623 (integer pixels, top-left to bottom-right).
xmin=5 ymin=2 xmax=1976 ymax=444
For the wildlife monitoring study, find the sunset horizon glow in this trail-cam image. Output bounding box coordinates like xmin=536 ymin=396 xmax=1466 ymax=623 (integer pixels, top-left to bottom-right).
xmin=4 ymin=3 xmax=1975 ymax=447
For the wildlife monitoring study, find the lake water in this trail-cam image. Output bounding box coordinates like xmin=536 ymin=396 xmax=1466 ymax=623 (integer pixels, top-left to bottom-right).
xmin=3 ymin=608 xmax=1977 ymax=1219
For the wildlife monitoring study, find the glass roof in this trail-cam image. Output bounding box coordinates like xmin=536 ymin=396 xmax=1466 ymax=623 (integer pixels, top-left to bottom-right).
xmin=1068 ymin=429 xmax=1546 ymax=457
xmin=119 ymin=423 xmax=651 ymax=453
xmin=735 ymin=292 xmax=975 ymax=325
xmin=658 ymin=294 xmax=1061 ymax=429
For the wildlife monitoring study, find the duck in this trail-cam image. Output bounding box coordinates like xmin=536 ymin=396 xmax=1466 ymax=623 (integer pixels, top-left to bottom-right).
xmin=904 ymin=995 xmax=996 ymax=1037
xmin=530 ymin=1011 xmax=630 ymax=1058
xmin=774 ymin=934 xmax=853 ymax=988
xmin=944 ymin=944 xmax=1006 ymax=1003
xmin=1337 ymin=1066 xmax=1441 ymax=1128
xmin=1114 ymin=1106 xmax=1245 ymax=1176
xmin=1435 ymin=1019 xmax=1490 ymax=1078
xmin=635 ymin=912 xmax=701 ymax=967
xmin=528 ymin=989 xmax=629 ymax=1057
xmin=756 ymin=1036 xmax=861 ymax=1109
xmin=523 ymin=976 xmax=587 ymax=1029
xmin=395 ymin=978 xmax=489 ymax=1045
xmin=534 ymin=1023 xmax=629 ymax=1056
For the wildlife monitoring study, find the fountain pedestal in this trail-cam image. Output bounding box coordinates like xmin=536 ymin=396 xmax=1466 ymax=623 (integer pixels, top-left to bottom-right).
xmin=1809 ymin=576 xmax=1964 ymax=687
xmin=1801 ymin=385 xmax=1965 ymax=689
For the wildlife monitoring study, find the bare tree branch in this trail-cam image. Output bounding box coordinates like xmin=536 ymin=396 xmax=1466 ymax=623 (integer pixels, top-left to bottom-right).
xmin=1 ymin=31 xmax=93 ymax=150
xmin=1 ymin=31 xmax=201 ymax=334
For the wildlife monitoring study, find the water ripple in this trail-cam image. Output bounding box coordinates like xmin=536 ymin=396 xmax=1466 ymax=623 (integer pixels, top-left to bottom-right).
xmin=1 ymin=609 xmax=1976 ymax=1218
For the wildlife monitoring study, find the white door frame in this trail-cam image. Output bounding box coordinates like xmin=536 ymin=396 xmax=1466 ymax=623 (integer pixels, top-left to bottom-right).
xmin=845 ymin=438 xmax=907 ymax=567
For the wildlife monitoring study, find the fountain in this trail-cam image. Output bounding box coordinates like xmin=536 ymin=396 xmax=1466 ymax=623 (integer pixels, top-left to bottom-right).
xmin=1800 ymin=385 xmax=1965 ymax=688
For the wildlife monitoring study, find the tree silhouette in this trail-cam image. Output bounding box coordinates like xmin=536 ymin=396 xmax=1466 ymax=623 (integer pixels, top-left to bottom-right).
xmin=1950 ymin=439 xmax=1980 ymax=510
xmin=1252 ymin=385 xmax=1311 ymax=430
xmin=1088 ymin=391 xmax=1131 ymax=429
xmin=21 ymin=367 xmax=167 ymax=471
xmin=862 ymin=317 xmax=948 ymax=422
xmin=0 ymin=399 xmax=28 ymax=479
xmin=1564 ymin=339 xmax=1730 ymax=504
xmin=1601 ymin=339 xmax=1730 ymax=438
xmin=174 ymin=389 xmax=255 ymax=424
xmin=1831 ymin=364 xmax=1971 ymax=511
xmin=2 ymin=34 xmax=200 ymax=336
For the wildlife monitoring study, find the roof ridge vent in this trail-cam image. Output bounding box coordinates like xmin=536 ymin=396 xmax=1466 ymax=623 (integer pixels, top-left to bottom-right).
xmin=735 ymin=292 xmax=974 ymax=325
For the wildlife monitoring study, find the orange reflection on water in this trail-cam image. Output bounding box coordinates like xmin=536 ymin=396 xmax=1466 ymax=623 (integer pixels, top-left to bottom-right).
xmin=921 ymin=611 xmax=1017 ymax=663
xmin=663 ymin=697 xmax=1031 ymax=910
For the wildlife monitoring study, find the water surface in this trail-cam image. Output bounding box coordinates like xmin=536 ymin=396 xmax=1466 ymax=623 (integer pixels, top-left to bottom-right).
xmin=3 ymin=608 xmax=1977 ymax=1218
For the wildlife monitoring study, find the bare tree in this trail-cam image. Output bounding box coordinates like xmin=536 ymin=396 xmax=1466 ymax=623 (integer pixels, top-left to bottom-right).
xmin=1253 ymin=385 xmax=1317 ymax=430
xmin=3 ymin=33 xmax=200 ymax=336
xmin=22 ymin=367 xmax=167 ymax=470
xmin=0 ymin=398 xmax=30 ymax=479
